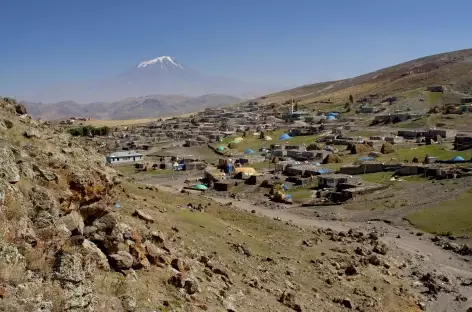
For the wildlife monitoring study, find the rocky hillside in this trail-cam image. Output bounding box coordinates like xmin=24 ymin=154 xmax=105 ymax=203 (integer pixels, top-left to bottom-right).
xmin=262 ymin=48 xmax=472 ymax=107
xmin=0 ymin=97 xmax=424 ymax=311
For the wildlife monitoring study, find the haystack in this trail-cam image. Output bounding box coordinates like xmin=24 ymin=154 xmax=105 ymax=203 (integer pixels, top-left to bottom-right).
xmin=350 ymin=143 xmax=375 ymax=154
xmin=307 ymin=143 xmax=321 ymax=151
xmin=228 ymin=142 xmax=239 ymax=149
xmin=381 ymin=143 xmax=395 ymax=154
xmin=323 ymin=154 xmax=342 ymax=164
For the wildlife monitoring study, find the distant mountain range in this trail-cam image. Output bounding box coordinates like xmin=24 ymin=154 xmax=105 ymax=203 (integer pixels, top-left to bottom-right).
xmin=20 ymin=55 xmax=283 ymax=120
xmin=20 ymin=56 xmax=280 ymax=104
xmin=23 ymin=94 xmax=242 ymax=120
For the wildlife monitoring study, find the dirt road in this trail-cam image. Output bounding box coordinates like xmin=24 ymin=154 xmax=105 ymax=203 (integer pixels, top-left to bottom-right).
xmin=150 ymin=182 xmax=472 ymax=311
xmin=207 ymin=196 xmax=472 ymax=312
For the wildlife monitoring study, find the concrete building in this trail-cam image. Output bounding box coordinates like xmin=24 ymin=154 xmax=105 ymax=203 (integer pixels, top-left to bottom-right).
xmin=318 ymin=174 xmax=358 ymax=188
xmin=106 ymin=151 xmax=143 ymax=165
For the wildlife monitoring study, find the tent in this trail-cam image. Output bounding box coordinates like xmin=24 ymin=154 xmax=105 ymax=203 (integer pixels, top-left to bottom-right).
xmin=359 ymin=156 xmax=374 ymax=162
xmin=263 ymin=136 xmax=273 ymax=141
xmin=451 ymin=156 xmax=465 ymax=162
xmin=315 ymin=168 xmax=331 ymax=175
xmin=326 ymin=115 xmax=336 ymax=121
xmin=244 ymin=148 xmax=255 ymax=154
xmin=234 ymin=137 xmax=244 ymax=143
xmin=216 ymin=146 xmax=225 ymax=152
xmin=234 ymin=167 xmax=258 ymax=178
xmin=194 ymin=184 xmax=208 ymax=190
xmin=279 ymin=133 xmax=291 ymax=140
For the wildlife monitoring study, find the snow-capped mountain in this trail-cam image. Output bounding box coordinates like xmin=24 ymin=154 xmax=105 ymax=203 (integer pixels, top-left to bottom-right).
xmin=137 ymin=56 xmax=184 ymax=68
xmin=20 ymin=56 xmax=281 ymax=103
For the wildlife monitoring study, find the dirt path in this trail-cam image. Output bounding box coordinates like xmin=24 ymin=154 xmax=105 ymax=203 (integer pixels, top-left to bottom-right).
xmin=150 ymin=182 xmax=472 ymax=311
xmin=207 ymin=196 xmax=472 ymax=312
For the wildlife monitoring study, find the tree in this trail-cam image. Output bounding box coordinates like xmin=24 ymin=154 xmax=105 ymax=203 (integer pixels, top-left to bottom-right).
xmin=294 ymin=102 xmax=299 ymax=112
xmin=349 ymin=94 xmax=354 ymax=104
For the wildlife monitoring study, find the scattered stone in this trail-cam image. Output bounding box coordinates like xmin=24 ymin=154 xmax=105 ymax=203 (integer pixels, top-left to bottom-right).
xmin=184 ymin=277 xmax=200 ymax=294
xmin=109 ymin=251 xmax=134 ymax=270
xmin=130 ymin=243 xmax=151 ymax=269
xmin=417 ymin=302 xmax=426 ymax=310
xmin=144 ymin=241 xmax=167 ymax=265
xmin=279 ymin=290 xmax=302 ymax=311
xmin=168 ymin=273 xmax=185 ymax=288
xmin=341 ymin=298 xmax=353 ymax=309
xmin=33 ymin=164 xmax=58 ymax=182
xmin=171 ymin=258 xmax=187 ymax=273
xmin=355 ymin=247 xmax=366 ymax=256
xmin=213 ymin=267 xmax=231 ymax=282
xmin=368 ymin=255 xmax=381 ymax=266
xmin=57 ymin=211 xmax=84 ymax=235
xmin=82 ymin=239 xmax=110 ymax=270
xmin=24 ymin=128 xmax=41 ymax=139
xmin=373 ymin=242 xmax=388 ymax=255
xmin=55 ymin=252 xmax=85 ymax=283
xmin=0 ymin=147 xmax=20 ymax=184
xmin=345 ymin=264 xmax=358 ymax=276
xmin=120 ymin=294 xmax=137 ymax=311
xmin=132 ymin=209 xmax=154 ymax=223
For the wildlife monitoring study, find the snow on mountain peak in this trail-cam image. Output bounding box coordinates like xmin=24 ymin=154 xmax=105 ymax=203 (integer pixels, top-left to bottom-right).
xmin=137 ymin=56 xmax=184 ymax=69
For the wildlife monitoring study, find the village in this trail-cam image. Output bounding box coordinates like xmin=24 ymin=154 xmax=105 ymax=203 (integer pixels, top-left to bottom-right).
xmin=59 ymin=87 xmax=472 ymax=222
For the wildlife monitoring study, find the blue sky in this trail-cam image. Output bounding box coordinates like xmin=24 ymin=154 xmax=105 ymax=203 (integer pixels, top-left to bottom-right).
xmin=1 ymin=0 xmax=471 ymax=96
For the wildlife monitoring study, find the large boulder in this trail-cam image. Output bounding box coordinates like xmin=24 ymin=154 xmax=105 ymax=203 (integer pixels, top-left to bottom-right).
xmin=57 ymin=211 xmax=84 ymax=235
xmin=129 ymin=243 xmax=151 ymax=269
xmin=55 ymin=252 xmax=85 ymax=283
xmin=24 ymin=128 xmax=41 ymax=139
xmin=0 ymin=147 xmax=20 ymax=184
xmin=14 ymin=103 xmax=27 ymax=115
xmin=279 ymin=290 xmax=302 ymax=311
xmin=82 ymin=239 xmax=110 ymax=271
xmin=109 ymin=251 xmax=134 ymax=270
xmin=144 ymin=241 xmax=168 ymax=266
xmin=132 ymin=209 xmax=154 ymax=223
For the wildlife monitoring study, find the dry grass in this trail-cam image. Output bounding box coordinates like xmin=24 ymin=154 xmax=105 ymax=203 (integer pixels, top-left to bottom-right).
xmin=2 ymin=190 xmax=28 ymax=221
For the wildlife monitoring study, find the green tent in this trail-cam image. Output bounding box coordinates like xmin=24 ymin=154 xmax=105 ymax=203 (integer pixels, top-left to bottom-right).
xmin=216 ymin=146 xmax=225 ymax=152
xmin=194 ymin=184 xmax=208 ymax=190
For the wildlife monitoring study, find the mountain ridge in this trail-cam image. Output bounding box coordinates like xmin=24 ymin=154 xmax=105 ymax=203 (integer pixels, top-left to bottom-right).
xmin=260 ymin=48 xmax=472 ymax=107
xmin=23 ymin=93 xmax=242 ymax=120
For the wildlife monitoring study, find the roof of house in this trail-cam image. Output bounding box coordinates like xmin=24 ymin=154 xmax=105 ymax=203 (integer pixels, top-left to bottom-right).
xmin=108 ymin=151 xmax=143 ymax=158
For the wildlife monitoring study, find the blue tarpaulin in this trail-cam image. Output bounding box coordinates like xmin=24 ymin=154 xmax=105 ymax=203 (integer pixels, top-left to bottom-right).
xmin=279 ymin=133 xmax=291 ymax=140
xmin=451 ymin=156 xmax=465 ymax=162
xmin=326 ymin=115 xmax=336 ymax=121
xmin=244 ymin=148 xmax=255 ymax=154
xmin=282 ymin=184 xmax=289 ymax=190
xmin=315 ymin=168 xmax=331 ymax=175
xmin=359 ymin=157 xmax=374 ymax=161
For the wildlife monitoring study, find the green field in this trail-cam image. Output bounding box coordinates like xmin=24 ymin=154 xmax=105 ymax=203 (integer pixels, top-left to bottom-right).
xmin=408 ymin=189 xmax=472 ymax=236
xmin=116 ymin=165 xmax=174 ymax=176
xmin=287 ymin=184 xmax=317 ymax=202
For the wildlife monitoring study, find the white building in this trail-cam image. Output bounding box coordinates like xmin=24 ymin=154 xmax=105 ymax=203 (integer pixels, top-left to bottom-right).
xmin=106 ymin=151 xmax=143 ymax=165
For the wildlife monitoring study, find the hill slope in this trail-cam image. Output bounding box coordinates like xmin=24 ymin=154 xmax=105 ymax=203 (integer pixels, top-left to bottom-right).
xmin=262 ymin=49 xmax=472 ymax=107
xmin=0 ymin=98 xmax=426 ymax=311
